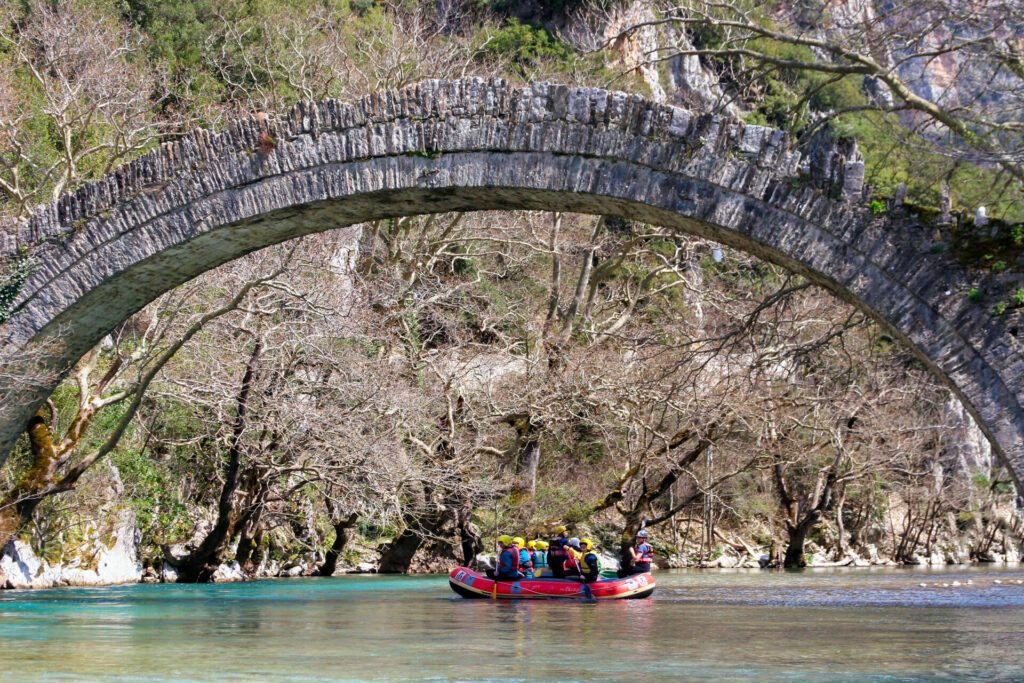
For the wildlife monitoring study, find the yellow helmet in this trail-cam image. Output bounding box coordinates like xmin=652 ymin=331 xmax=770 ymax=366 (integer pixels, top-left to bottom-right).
xmin=497 ymin=535 xmax=513 ymax=546
xmin=527 ymin=540 xmax=537 ymax=550
xmin=580 ymin=538 xmax=594 ymax=551
xmin=535 ymin=541 xmax=549 ymax=550
xmin=555 ymin=525 xmax=567 ymax=534
xmin=512 ymin=536 xmax=525 ymax=547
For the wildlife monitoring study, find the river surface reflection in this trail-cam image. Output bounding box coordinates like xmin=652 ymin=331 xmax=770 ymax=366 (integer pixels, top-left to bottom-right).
xmin=1 ymin=564 xmax=1023 ymax=681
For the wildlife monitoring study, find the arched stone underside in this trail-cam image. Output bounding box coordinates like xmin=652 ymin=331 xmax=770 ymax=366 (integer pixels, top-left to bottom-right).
xmin=0 ymin=78 xmax=1022 ymax=488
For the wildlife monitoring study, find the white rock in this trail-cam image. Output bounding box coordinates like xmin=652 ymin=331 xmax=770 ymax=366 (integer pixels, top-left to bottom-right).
xmin=285 ymin=565 xmax=305 ymax=577
xmin=0 ymin=540 xmax=46 ymax=589
xmin=161 ymin=562 xmax=180 ymax=583
xmin=951 ymin=581 xmax=962 ymax=587
xmin=356 ymin=562 xmax=376 ymax=573
xmin=716 ymin=554 xmax=738 ymax=569
xmin=212 ymin=561 xmax=245 ymax=582
xmin=994 ymin=579 xmax=1003 ymax=584
xmin=474 ymin=553 xmax=496 ymax=571
xmin=975 ymin=206 xmax=988 ymax=227
xmin=598 ymin=552 xmax=619 ymax=570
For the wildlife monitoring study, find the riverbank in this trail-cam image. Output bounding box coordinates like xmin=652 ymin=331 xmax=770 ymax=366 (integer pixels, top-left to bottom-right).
xmin=4 ymin=524 xmax=1021 ymax=592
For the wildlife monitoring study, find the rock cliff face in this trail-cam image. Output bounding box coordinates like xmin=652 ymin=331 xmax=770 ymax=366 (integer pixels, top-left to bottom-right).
xmin=0 ymin=507 xmax=142 ymax=589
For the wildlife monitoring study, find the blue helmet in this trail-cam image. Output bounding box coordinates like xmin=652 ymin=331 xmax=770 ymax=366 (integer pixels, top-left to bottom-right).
xmin=637 ymin=529 xmax=649 ymax=538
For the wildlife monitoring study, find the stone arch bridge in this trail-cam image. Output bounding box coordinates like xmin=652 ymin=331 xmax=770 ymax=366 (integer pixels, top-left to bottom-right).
xmin=0 ymin=78 xmax=1021 ymax=489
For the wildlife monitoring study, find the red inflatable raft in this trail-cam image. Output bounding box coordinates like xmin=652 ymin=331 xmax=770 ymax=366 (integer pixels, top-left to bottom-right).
xmin=448 ymin=567 xmax=655 ymax=600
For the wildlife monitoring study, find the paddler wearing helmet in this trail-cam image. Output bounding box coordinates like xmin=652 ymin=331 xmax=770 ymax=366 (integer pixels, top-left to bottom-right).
xmin=627 ymin=528 xmax=654 ymax=575
xmin=494 ymin=534 xmax=521 ymax=580
xmin=546 ymin=525 xmax=570 ymax=579
xmin=563 ymin=537 xmax=584 ymax=578
xmin=514 ymin=537 xmax=533 ymax=576
xmin=579 ymin=538 xmax=602 ymax=583
xmin=532 ymin=540 xmax=549 ymax=576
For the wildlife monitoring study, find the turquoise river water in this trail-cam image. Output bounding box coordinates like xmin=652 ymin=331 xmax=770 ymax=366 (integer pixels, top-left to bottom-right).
xmin=2 ymin=565 xmax=1024 ymax=682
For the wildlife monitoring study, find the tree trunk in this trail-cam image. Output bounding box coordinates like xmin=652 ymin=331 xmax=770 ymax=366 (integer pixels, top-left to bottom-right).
xmin=317 ymin=512 xmax=358 ymax=577
xmin=177 ymin=337 xmax=262 ymax=583
xmin=0 ymin=409 xmax=62 ymax=549
xmin=617 ymin=509 xmax=647 ymax=573
xmin=377 ymin=527 xmax=425 ymax=574
xmin=504 ymin=414 xmax=540 ymax=499
xmin=784 ymin=523 xmax=810 ymax=569
xmin=377 ymin=485 xmax=447 ymax=574
xmin=517 ymin=438 xmax=540 ymax=498
xmin=235 ymin=527 xmax=264 ymax=574
xmin=456 ymin=503 xmax=482 ymax=566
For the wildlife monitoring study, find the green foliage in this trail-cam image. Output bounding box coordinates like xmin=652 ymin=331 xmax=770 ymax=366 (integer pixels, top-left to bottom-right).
xmin=833 ymin=112 xmax=1024 ymax=223
xmin=967 ymin=287 xmax=983 ymax=303
xmin=741 ymin=39 xmax=866 ymax=133
xmin=1012 ymin=288 xmax=1024 ymax=307
xmin=869 ymin=199 xmax=887 ymax=215
xmin=993 ymin=301 xmax=1007 ymax=316
xmin=992 ymin=260 xmax=1007 ymax=274
xmin=112 ymin=445 xmax=191 ymax=545
xmin=0 ymin=252 xmax=32 ymax=324
xmin=478 ymin=19 xmax=575 ymax=78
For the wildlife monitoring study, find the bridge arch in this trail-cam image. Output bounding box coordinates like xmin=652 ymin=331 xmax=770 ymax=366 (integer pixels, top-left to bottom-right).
xmin=0 ymin=78 xmax=1021 ymax=487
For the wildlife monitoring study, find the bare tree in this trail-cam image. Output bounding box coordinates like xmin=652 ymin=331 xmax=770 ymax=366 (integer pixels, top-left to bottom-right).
xmin=0 ymin=0 xmax=178 ymax=219
xmin=605 ymin=1 xmax=1024 ymax=210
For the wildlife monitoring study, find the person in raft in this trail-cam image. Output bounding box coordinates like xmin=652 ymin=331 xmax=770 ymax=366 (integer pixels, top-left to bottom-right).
xmin=514 ymin=537 xmax=534 ymax=576
xmin=532 ymin=541 xmax=550 ymax=576
xmin=526 ymin=540 xmax=538 ymax=568
xmin=493 ymin=535 xmax=521 ymax=580
xmin=627 ymin=529 xmax=654 ymax=575
xmin=547 ymin=526 xmax=570 ymax=579
xmin=579 ymin=538 xmax=602 ymax=583
xmin=563 ymin=538 xmax=584 ymax=578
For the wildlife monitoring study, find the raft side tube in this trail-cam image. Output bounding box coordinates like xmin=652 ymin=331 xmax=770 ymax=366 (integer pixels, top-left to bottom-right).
xmin=447 ymin=567 xmax=655 ymax=600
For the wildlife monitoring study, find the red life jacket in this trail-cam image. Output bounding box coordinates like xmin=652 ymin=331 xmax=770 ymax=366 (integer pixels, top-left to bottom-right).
xmin=497 ymin=546 xmax=520 ymax=576
xmin=636 ymin=542 xmax=654 ymax=564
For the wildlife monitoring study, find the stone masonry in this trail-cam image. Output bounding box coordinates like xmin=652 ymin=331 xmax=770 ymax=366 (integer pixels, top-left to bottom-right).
xmin=0 ymin=78 xmax=1021 ymax=488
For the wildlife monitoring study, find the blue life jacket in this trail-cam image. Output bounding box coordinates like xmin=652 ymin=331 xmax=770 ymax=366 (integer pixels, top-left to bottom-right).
xmin=518 ymin=548 xmax=534 ymax=573
xmin=533 ymin=550 xmax=548 ymax=568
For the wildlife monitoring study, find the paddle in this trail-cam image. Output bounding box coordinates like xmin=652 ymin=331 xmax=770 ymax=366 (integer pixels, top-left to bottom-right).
xmin=569 ymin=550 xmax=594 ymax=602
xmin=491 ymin=545 xmax=499 ymax=599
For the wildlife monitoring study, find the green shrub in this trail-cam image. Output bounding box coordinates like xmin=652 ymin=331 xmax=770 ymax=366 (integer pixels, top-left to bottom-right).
xmin=967 ymin=287 xmax=983 ymax=302
xmin=478 ymin=20 xmax=574 ymax=78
